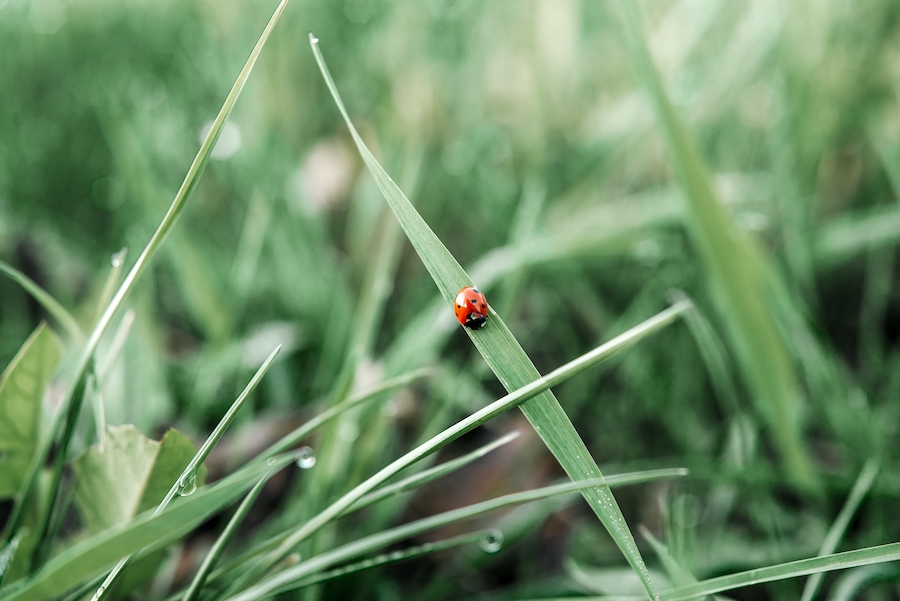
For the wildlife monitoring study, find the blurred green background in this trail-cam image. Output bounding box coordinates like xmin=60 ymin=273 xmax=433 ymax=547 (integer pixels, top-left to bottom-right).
xmin=3 ymin=0 xmax=900 ymax=598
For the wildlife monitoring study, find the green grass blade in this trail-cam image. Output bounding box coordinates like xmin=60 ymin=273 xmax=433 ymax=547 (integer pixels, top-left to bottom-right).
xmin=235 ymin=300 xmax=689 ymax=591
xmin=310 ymin=34 xmax=671 ymax=601
xmin=181 ymin=476 xmax=269 ymax=601
xmin=225 ymin=469 xmax=687 ymax=601
xmin=268 ymin=531 xmax=490 ymax=595
xmin=260 ymin=367 xmax=433 ymax=460
xmin=92 ymin=249 xmax=127 ymax=327
xmin=0 ymin=261 xmax=82 ymax=344
xmin=90 ymin=346 xmax=281 ymax=600
xmin=615 ymin=1 xmax=817 ymax=491
xmin=1 ymin=455 xmax=295 ymax=601
xmin=658 ymin=542 xmax=900 ymax=601
xmin=799 ymin=459 xmax=880 ymax=601
xmin=347 ymin=431 xmax=521 ymax=513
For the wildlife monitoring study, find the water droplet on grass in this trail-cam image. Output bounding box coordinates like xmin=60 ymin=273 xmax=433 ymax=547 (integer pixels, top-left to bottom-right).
xmin=178 ymin=472 xmax=197 ymax=496
xmin=296 ymin=446 xmax=317 ymax=469
xmin=479 ymin=529 xmax=504 ymax=554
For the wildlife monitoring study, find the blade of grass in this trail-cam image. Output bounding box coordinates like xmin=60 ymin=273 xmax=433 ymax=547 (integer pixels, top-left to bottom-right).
xmin=615 ymin=1 xmax=817 ymax=491
xmin=311 ymin=34 xmax=667 ymax=601
xmin=658 ymin=542 xmax=900 ymax=601
xmin=0 ymin=261 xmax=83 ymax=344
xmin=799 ymin=459 xmax=880 ymax=601
xmin=92 ymin=249 xmax=127 ymax=327
xmin=3 ymin=0 xmax=290 ymax=567
xmin=260 ymin=367 xmax=433 ymax=460
xmin=347 ymin=431 xmax=521 ymax=513
xmin=225 ymin=469 xmax=688 ymax=601
xmin=181 ymin=476 xmax=269 ymax=601
xmin=268 ymin=531 xmax=489 ymax=596
xmin=89 ymin=345 xmax=282 ymax=600
xmin=227 ymin=300 xmax=689 ymax=593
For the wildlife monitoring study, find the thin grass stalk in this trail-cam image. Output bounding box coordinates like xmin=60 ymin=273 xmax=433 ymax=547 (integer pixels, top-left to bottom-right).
xmin=182 ymin=476 xmax=269 ymax=601
xmin=89 ymin=346 xmax=281 ymax=600
xmin=799 ymin=459 xmax=881 ymax=601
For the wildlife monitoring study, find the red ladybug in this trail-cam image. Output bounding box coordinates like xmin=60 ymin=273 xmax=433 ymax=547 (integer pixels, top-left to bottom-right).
xmin=454 ymin=286 xmax=489 ymax=330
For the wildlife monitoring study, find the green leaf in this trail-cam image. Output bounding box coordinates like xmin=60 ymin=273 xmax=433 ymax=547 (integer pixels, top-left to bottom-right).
xmin=71 ymin=426 xmax=200 ymax=534
xmin=0 ymin=455 xmax=294 ymax=601
xmin=615 ymin=1 xmax=817 ymax=491
xmin=310 ymin=35 xmax=667 ymax=600
xmin=0 ymin=324 xmax=62 ymax=499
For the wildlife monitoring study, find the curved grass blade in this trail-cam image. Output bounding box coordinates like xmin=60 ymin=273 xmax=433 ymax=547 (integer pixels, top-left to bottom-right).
xmin=799 ymin=459 xmax=880 ymax=601
xmin=3 ymin=0 xmax=290 ymax=566
xmin=658 ymin=542 xmax=900 ymax=601
xmin=269 ymin=531 xmax=489 ymax=596
xmin=615 ymin=1 xmax=816 ymax=492
xmin=0 ymin=261 xmax=82 ymax=344
xmin=181 ymin=476 xmax=269 ymax=601
xmin=225 ymin=303 xmax=689 ymax=593
xmin=311 ymin=34 xmax=667 ymax=600
xmin=348 ymin=431 xmax=521 ymax=513
xmin=260 ymin=367 xmax=433 ymax=460
xmin=89 ymin=346 xmax=282 ymax=600
xmin=225 ymin=469 xmax=688 ymax=601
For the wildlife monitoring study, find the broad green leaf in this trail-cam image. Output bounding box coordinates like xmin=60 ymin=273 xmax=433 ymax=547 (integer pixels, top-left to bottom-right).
xmin=71 ymin=426 xmax=200 ymax=534
xmin=310 ymin=35 xmax=666 ymax=601
xmin=0 ymin=324 xmax=62 ymax=498
xmin=1 ymin=455 xmax=293 ymax=601
xmin=615 ymin=1 xmax=817 ymax=491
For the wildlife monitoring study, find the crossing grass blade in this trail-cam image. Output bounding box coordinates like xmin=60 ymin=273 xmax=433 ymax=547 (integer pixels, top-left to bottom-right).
xmin=615 ymin=1 xmax=817 ymax=491
xmin=1 ymin=0 xmax=290 ymax=566
xmin=89 ymin=346 xmax=282 ymax=600
xmin=657 ymin=542 xmax=900 ymax=601
xmin=310 ymin=33 xmax=677 ymax=601
xmin=799 ymin=459 xmax=880 ymax=601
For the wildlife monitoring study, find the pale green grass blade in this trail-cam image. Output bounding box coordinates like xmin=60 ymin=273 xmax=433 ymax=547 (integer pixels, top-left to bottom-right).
xmin=800 ymin=459 xmax=880 ymax=601
xmin=260 ymin=367 xmax=433 ymax=459
xmin=0 ymin=261 xmax=82 ymax=344
xmin=656 ymin=542 xmax=900 ymax=601
xmin=268 ymin=531 xmax=489 ymax=596
xmin=615 ymin=1 xmax=816 ymax=491
xmin=233 ymin=300 xmax=689 ymax=592
xmin=92 ymin=249 xmax=127 ymax=327
xmin=310 ymin=34 xmax=670 ymax=601
xmin=90 ymin=346 xmax=281 ymax=600
xmin=181 ymin=476 xmax=269 ymax=601
xmin=815 ymin=205 xmax=900 ymax=267
xmin=4 ymin=0 xmax=290 ymax=558
xmin=2 ymin=455 xmax=295 ymax=601
xmin=225 ymin=469 xmax=687 ymax=601
xmin=347 ymin=431 xmax=521 ymax=513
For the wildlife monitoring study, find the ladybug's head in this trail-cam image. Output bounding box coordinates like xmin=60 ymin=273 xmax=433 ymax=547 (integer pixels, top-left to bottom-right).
xmin=463 ymin=312 xmax=487 ymax=330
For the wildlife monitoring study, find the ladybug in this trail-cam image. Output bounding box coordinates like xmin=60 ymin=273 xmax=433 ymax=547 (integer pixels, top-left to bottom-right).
xmin=454 ymin=286 xmax=489 ymax=330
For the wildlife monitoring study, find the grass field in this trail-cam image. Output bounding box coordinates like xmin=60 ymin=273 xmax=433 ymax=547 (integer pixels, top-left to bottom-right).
xmin=1 ymin=1 xmax=900 ymax=600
